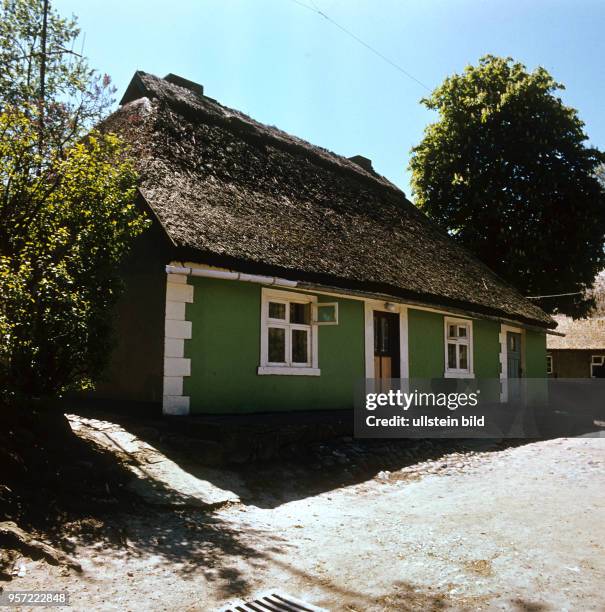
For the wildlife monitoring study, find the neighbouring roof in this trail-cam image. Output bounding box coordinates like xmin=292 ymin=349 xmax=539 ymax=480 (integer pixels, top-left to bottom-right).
xmin=547 ymin=315 xmax=605 ymax=350
xmin=102 ymin=71 xmax=553 ymax=328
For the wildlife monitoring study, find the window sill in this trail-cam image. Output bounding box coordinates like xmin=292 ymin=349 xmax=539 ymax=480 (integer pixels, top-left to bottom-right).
xmin=257 ymin=366 xmax=321 ymax=376
xmin=444 ymin=371 xmax=475 ymax=379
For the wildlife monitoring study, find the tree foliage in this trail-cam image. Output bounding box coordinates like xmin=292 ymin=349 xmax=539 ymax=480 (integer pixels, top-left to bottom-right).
xmin=0 ymin=0 xmax=148 ymax=403
xmin=597 ymin=163 xmax=605 ymax=190
xmin=410 ymin=55 xmax=605 ymax=317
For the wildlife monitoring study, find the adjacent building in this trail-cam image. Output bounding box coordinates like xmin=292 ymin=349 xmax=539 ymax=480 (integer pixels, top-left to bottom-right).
xmin=547 ymin=315 xmax=605 ymax=377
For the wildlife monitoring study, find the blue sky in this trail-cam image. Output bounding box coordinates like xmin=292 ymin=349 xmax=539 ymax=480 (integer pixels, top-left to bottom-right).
xmin=54 ymin=0 xmax=605 ymax=198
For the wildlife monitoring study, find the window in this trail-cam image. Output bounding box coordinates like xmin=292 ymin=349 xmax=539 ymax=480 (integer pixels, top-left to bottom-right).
xmin=591 ymin=355 xmax=605 ymax=378
xmin=258 ymin=289 xmax=320 ymax=375
xmin=546 ymin=354 xmax=553 ymax=375
xmin=444 ymin=317 xmax=473 ymax=378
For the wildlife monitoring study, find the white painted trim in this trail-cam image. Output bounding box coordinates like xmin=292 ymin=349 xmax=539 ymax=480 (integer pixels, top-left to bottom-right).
xmin=499 ymin=323 xmax=526 ymax=402
xmin=259 ymin=287 xmax=319 ymax=375
xmin=443 ymin=316 xmax=474 ymax=378
xmin=444 ymin=371 xmax=475 ymax=379
xmin=257 ymin=366 xmax=321 ymax=376
xmin=364 ymin=300 xmax=409 ymax=379
xmin=165 ymin=319 xmax=192 ymax=340
xmin=162 ymin=272 xmax=192 ymax=415
xmin=163 ymin=376 xmax=184 ymax=395
xmin=312 ymin=302 xmax=339 ymax=325
xmin=166 ymin=263 xmax=298 ymax=288
xmin=164 ymin=338 xmax=184 ymax=358
xmin=168 ymin=261 xmax=549 ymax=335
xmin=163 ymin=395 xmax=190 ymax=415
xmin=164 ymin=357 xmax=191 ymax=377
xmin=499 ymin=324 xmax=526 ymax=381
xmin=166 ymin=282 xmax=194 ymax=303
xmin=165 ymin=300 xmax=186 ymax=320
xmin=589 ymin=354 xmax=605 ymax=377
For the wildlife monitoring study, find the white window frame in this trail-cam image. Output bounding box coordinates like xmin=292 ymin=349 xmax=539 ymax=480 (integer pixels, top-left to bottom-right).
xmin=444 ymin=317 xmax=474 ymax=378
xmin=546 ymin=354 xmax=553 ymax=375
xmin=258 ymin=288 xmax=320 ymax=376
xmin=590 ymin=355 xmax=605 ymax=378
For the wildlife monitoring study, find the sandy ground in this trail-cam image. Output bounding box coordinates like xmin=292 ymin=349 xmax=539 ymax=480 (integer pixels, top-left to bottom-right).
xmin=6 ymin=420 xmax=604 ymax=612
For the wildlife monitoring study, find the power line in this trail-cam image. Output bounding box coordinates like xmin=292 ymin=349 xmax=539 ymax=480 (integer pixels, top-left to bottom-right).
xmin=288 ymin=0 xmax=432 ymax=92
xmin=526 ymin=291 xmax=583 ymax=299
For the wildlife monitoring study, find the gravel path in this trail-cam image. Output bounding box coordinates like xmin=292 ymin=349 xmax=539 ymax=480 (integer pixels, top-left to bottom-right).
xmin=7 ymin=430 xmax=604 ymax=611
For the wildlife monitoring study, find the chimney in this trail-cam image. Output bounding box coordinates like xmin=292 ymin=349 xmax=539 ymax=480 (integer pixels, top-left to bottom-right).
xmin=163 ymin=73 xmax=204 ymax=97
xmin=348 ymin=155 xmax=374 ymax=174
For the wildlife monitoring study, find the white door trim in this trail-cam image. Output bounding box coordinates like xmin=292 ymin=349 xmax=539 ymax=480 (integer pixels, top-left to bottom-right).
xmin=364 ymin=300 xmax=409 ymax=379
xmin=499 ymin=323 xmax=526 ymax=402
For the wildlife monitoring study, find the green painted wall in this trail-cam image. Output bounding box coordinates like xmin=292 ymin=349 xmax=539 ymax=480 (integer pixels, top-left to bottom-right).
xmin=473 ymin=319 xmax=501 ymax=378
xmin=180 ymin=278 xmax=546 ymax=413
xmin=408 ymin=309 xmax=501 ymax=380
xmin=408 ymin=309 xmax=444 ymax=378
xmin=183 ymin=277 xmax=365 ymax=413
xmin=525 ymin=330 xmax=547 ymax=377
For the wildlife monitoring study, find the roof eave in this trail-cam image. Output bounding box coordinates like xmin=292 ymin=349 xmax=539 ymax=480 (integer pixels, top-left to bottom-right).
xmin=170 ymin=246 xmax=554 ymax=330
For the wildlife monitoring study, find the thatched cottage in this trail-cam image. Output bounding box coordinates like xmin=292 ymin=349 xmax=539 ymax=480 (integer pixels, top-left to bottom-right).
xmin=547 ymin=315 xmax=605 ymax=377
xmin=98 ymin=71 xmax=554 ymax=415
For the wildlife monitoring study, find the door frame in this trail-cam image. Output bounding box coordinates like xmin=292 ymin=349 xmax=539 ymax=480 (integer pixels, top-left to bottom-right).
xmin=364 ymin=300 xmax=409 ymax=379
xmin=499 ymin=323 xmax=526 ymax=401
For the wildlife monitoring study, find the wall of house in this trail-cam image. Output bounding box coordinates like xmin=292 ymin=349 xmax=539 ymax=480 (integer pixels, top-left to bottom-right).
xmin=407 ymin=309 xmax=501 ymax=379
xmin=408 ymin=309 xmax=444 ymax=378
xmin=183 ymin=277 xmax=365 ymax=413
xmin=473 ymin=319 xmax=502 ymax=378
xmin=90 ymin=222 xmax=169 ymax=404
xmin=549 ymin=349 xmax=598 ymax=378
xmin=525 ymin=330 xmax=548 ymax=377
xmin=179 ymin=276 xmax=547 ymax=414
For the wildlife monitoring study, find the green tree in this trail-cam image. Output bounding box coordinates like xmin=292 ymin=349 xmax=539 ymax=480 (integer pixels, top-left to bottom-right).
xmin=0 ymin=0 xmax=148 ymax=403
xmin=597 ymin=163 xmax=605 ymax=189
xmin=410 ymin=55 xmax=605 ymax=317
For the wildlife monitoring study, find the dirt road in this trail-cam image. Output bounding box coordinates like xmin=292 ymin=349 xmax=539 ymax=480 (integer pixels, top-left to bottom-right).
xmin=7 ymin=422 xmax=604 ymax=611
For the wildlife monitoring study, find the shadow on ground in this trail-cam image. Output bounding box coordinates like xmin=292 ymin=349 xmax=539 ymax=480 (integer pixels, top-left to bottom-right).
xmin=1 ymin=404 xmax=561 ymax=609
xmin=64 ymin=402 xmax=533 ymax=510
xmin=0 ymin=406 xmax=282 ymax=596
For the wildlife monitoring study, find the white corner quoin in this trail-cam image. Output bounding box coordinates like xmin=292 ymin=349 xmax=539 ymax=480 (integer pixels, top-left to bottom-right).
xmin=163 ymin=272 xmax=193 ymax=415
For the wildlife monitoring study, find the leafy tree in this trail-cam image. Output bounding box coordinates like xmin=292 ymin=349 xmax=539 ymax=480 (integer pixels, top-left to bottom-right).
xmin=410 ymin=55 xmax=605 ymax=317
xmin=597 ymin=163 xmax=605 ymax=190
xmin=588 ymin=271 xmax=605 ymax=316
xmin=0 ymin=0 xmax=148 ymax=404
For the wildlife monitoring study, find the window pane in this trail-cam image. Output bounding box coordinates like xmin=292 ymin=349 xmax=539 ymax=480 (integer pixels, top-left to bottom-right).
xmin=458 ymin=325 xmax=467 ymax=338
xmin=447 ymin=343 xmax=457 ymax=369
xmin=290 ymin=302 xmax=310 ymax=324
xmin=268 ymin=327 xmax=286 ymax=362
xmin=317 ymin=303 xmax=337 ymax=323
xmin=381 ymin=317 xmax=390 ymax=352
xmin=292 ymin=329 xmax=308 ymax=363
xmin=448 ymin=325 xmax=457 ymax=338
xmin=269 ymin=302 xmax=286 ymax=320
xmin=459 ymin=344 xmax=468 ymax=370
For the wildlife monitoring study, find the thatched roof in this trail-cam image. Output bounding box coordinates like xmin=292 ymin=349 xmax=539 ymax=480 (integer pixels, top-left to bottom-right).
xmin=104 ymin=71 xmax=553 ymax=328
xmin=548 ymin=315 xmax=605 ymax=350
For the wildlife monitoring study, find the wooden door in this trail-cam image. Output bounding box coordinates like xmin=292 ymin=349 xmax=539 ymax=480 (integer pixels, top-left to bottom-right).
xmin=507 ymin=332 xmax=522 ymax=378
xmin=373 ymin=311 xmax=400 ymax=380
